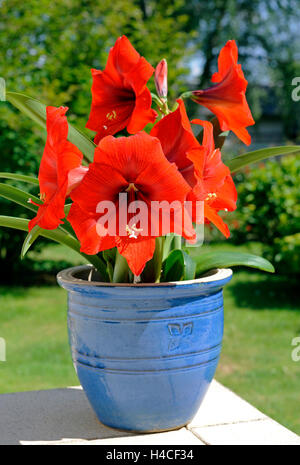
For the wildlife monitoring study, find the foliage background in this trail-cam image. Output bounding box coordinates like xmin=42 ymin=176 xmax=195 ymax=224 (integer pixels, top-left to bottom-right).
xmin=0 ymin=0 xmax=299 ymax=280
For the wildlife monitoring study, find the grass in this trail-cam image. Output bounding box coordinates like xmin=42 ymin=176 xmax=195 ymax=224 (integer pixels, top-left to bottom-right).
xmin=217 ymin=270 xmax=300 ymax=435
xmin=0 ymin=242 xmax=299 ymax=434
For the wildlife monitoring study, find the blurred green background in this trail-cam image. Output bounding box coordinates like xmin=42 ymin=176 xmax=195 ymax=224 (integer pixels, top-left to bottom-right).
xmin=0 ymin=0 xmax=299 ymax=434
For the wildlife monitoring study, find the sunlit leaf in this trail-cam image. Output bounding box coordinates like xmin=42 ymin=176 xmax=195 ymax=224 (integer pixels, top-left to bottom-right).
xmin=21 ymin=225 xmax=41 ymax=259
xmin=194 ymin=251 xmax=275 ymax=277
xmin=227 ymin=146 xmax=300 ymax=172
xmin=0 ymin=172 xmax=39 ymax=185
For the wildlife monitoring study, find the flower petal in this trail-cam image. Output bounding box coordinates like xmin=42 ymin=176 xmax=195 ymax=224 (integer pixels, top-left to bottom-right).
xmin=68 ymin=203 xmax=115 ymax=255
xmin=116 ymin=236 xmax=156 ymax=276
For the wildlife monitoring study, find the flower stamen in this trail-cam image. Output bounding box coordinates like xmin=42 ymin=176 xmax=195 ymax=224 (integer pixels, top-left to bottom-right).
xmin=106 ymin=110 xmax=117 ymax=121
xmin=125 ymin=183 xmax=138 ymax=193
xmin=39 ymin=192 xmax=47 ymax=202
xmin=205 ymin=192 xmax=217 ymax=201
xmin=126 ymin=223 xmax=143 ymax=239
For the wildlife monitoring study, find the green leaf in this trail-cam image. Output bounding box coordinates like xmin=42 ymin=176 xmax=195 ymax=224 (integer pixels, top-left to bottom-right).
xmin=227 ymin=146 xmax=300 ymax=172
xmin=161 ymin=249 xmax=185 ymax=282
xmin=0 ymin=172 xmax=39 ymax=185
xmin=6 ymin=91 xmax=96 ymax=163
xmin=0 ymin=182 xmax=39 ymax=213
xmin=162 ymin=249 xmax=196 ymax=282
xmin=182 ymin=251 xmax=196 ymax=280
xmin=21 ymin=225 xmax=41 ymax=259
xmin=0 ymin=215 xmax=109 ymax=281
xmin=194 ymin=251 xmax=275 ymax=277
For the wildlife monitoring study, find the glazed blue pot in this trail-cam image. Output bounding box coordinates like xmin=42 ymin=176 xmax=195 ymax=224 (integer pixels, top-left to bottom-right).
xmin=57 ymin=265 xmax=232 ymax=432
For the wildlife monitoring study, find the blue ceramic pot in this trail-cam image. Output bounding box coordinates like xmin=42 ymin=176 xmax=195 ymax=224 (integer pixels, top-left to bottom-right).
xmin=57 ymin=265 xmax=232 ymax=432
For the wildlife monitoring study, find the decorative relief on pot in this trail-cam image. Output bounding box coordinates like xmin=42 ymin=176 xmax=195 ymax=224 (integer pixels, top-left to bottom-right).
xmin=167 ymin=322 xmax=193 ymax=351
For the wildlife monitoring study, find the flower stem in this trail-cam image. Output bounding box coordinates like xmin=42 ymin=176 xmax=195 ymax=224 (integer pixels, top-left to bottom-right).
xmin=112 ymin=250 xmax=130 ymax=283
xmin=151 ymin=93 xmax=170 ymax=115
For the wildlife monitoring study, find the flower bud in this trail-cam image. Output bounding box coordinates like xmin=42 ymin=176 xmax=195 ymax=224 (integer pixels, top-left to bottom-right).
xmin=155 ymin=59 xmax=168 ymax=98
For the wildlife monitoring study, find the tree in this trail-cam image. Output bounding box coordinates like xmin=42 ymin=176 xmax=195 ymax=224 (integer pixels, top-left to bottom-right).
xmin=178 ymin=0 xmax=300 ymax=139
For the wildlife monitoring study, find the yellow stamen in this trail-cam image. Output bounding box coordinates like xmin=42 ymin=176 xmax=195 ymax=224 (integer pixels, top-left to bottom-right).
xmin=205 ymin=192 xmax=217 ymax=201
xmin=126 ymin=223 xmax=143 ymax=239
xmin=106 ymin=110 xmax=117 ymax=121
xmin=125 ymin=183 xmax=138 ymax=193
xmin=39 ymin=192 xmax=46 ymax=202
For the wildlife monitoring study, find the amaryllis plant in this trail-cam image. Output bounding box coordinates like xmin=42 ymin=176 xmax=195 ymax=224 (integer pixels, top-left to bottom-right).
xmin=1 ymin=36 xmax=299 ymax=283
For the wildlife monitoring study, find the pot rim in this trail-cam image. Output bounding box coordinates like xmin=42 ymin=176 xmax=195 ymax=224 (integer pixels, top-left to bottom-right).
xmin=57 ymin=264 xmax=232 ymax=288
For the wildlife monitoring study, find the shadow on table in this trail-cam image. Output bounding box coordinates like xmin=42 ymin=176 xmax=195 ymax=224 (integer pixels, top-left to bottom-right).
xmin=0 ymin=387 xmax=133 ymax=445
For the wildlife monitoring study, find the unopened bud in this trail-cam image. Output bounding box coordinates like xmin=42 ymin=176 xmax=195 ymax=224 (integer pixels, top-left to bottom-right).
xmin=154 ymin=59 xmax=168 ymax=99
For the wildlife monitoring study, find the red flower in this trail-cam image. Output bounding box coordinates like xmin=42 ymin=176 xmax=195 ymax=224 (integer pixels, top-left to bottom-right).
xmin=150 ymin=99 xmax=199 ymax=189
xmin=150 ymin=99 xmax=237 ymax=237
xmin=28 ymin=106 xmax=86 ymax=231
xmin=191 ymin=40 xmax=254 ymax=145
xmin=188 ymin=119 xmax=237 ymax=238
xmin=86 ymin=36 xmax=157 ymax=144
xmin=68 ymin=132 xmax=195 ymax=276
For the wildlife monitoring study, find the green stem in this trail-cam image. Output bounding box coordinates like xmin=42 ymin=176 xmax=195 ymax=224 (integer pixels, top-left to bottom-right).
xmin=112 ymin=250 xmax=130 ymax=283
xmin=179 ymin=91 xmax=193 ymax=100
xmin=150 ymin=93 xmax=170 ymax=115
xmin=172 ymin=234 xmax=182 ymax=250
xmin=141 ymin=237 xmax=164 ymax=283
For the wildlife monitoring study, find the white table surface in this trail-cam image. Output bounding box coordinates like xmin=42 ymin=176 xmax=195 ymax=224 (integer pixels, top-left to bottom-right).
xmin=0 ymin=380 xmax=299 ymax=445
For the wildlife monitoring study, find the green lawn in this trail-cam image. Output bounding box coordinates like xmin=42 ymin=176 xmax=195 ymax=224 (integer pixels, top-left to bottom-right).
xmin=0 ymin=243 xmax=299 ymax=434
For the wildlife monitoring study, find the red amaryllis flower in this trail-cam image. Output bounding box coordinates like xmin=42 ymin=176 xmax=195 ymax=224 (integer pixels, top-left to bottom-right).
xmin=191 ymin=40 xmax=254 ymax=145
xmin=68 ymin=132 xmax=195 ymax=276
xmin=150 ymin=99 xmax=199 ymax=189
xmin=150 ymin=99 xmax=236 ymax=237
xmin=188 ymin=119 xmax=237 ymax=238
xmin=28 ymin=106 xmax=87 ymax=231
xmin=86 ymin=36 xmax=157 ymax=144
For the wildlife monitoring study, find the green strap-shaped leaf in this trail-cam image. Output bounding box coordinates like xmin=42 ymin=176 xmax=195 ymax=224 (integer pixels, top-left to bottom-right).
xmin=21 ymin=224 xmax=41 ymax=259
xmin=194 ymin=251 xmax=275 ymax=277
xmin=0 ymin=172 xmax=39 ymax=185
xmin=0 ymin=215 xmax=109 ymax=281
xmin=6 ymin=91 xmax=96 ymax=163
xmin=182 ymin=251 xmax=196 ymax=280
xmin=161 ymin=249 xmax=185 ymax=282
xmin=0 ymin=182 xmax=39 ymax=213
xmin=161 ymin=248 xmax=196 ymax=282
xmin=227 ymin=146 xmax=300 ymax=172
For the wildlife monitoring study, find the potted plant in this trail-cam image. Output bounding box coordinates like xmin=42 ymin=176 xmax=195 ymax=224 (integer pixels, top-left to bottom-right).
xmin=0 ymin=36 xmax=299 ymax=432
